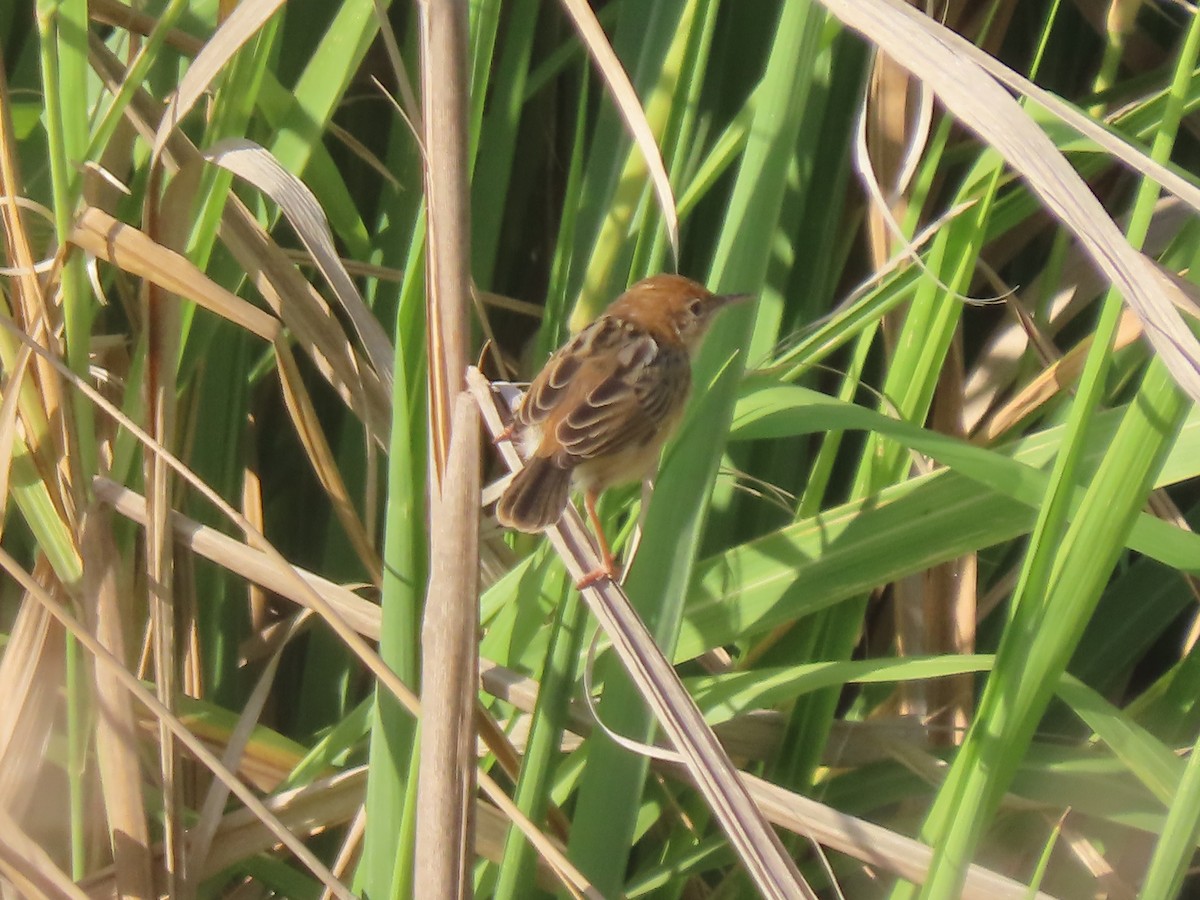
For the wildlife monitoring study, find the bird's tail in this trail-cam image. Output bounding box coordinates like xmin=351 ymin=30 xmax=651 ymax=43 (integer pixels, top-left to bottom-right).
xmin=496 ymin=456 xmax=572 ymax=532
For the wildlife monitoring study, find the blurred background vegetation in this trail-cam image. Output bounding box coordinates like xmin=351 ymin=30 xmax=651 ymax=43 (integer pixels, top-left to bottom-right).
xmin=2 ymin=0 xmax=1200 ymax=898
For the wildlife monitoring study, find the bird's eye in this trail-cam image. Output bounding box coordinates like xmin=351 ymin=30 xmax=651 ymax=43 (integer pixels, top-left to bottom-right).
xmin=687 ymin=298 xmax=705 ymax=317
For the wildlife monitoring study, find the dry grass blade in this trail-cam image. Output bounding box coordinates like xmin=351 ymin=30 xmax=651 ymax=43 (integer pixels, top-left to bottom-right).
xmin=415 ymin=2 xmax=478 ymax=894
xmin=274 ymin=340 xmax=383 ymax=583
xmin=70 ymin=207 xmax=281 ymax=341
xmin=963 ymin=256 xmax=1095 ymax=432
xmin=317 ymin=808 xmax=366 ymax=900
xmin=971 ymin=229 xmax=1200 ymax=440
xmin=933 ymin=9 xmax=1200 ymax=216
xmin=416 ymin=394 xmax=481 ymax=899
xmin=418 ymin=0 xmax=473 ymax=479
xmin=475 ymin=773 xmax=602 ymax=900
xmin=152 ymin=0 xmax=287 ymax=159
xmin=961 ymin=194 xmax=1197 ymax=430
xmin=821 ymin=0 xmax=1200 ymax=401
xmin=0 ymin=564 xmax=61 ymax=818
xmin=188 ymin=612 xmax=312 ymax=884
xmin=558 ymin=0 xmax=680 ymax=261
xmin=0 ymin=806 xmax=90 ymax=900
xmin=82 ymin=508 xmax=155 ymax=900
xmin=468 ymin=367 xmax=816 ymax=900
xmin=93 ymin=476 xmax=384 ymax=640
xmin=979 ymin=309 xmax=1145 ymax=442
xmin=142 ymin=166 xmax=186 ymax=900
xmin=203 ymin=139 xmax=395 ymax=390
xmin=0 ymin=346 xmax=32 ymax=525
xmin=862 ymin=52 xmax=927 ymax=267
xmin=0 ymin=198 xmax=57 ymax=278
xmin=0 ymin=546 xmax=358 ymax=900
xmin=217 ymin=191 xmax=391 ymax=447
xmin=738 ymin=768 xmax=1052 ymax=900
xmin=370 ymin=0 xmax=422 ymax=138
xmin=914 ymin=347 xmax=977 ymax=743
xmin=83 ymin=768 xmax=368 ymax=898
xmin=88 ymin=0 xmax=205 ymax=54
xmin=1057 ymin=816 xmax=1136 ymax=899
xmin=201 ymin=768 xmax=365 ymax=876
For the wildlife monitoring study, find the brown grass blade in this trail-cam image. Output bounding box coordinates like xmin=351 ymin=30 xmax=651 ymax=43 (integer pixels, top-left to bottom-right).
xmin=93 ymin=477 xmax=384 ymax=640
xmin=0 ymin=562 xmax=63 ymax=820
xmin=152 ymin=0 xmax=286 ymax=160
xmin=369 ymin=0 xmax=422 ymax=139
xmin=418 ymin=0 xmax=473 ymax=480
xmin=739 ymin=767 xmax=1052 ymax=900
xmin=979 ymin=309 xmax=1145 ymax=442
xmin=188 ymin=612 xmax=312 ymax=884
xmin=0 ymin=57 xmax=68 ymax=502
xmin=88 ymin=0 xmax=205 ymax=54
xmin=218 ymin=191 xmax=391 ymax=447
xmin=202 ymin=139 xmax=395 ymax=391
xmin=274 ymin=340 xmax=383 ymax=583
xmin=416 ymin=393 xmax=481 ymax=898
xmin=862 ymin=52 xmax=927 ymax=267
xmin=142 ymin=155 xmax=193 ymax=898
xmin=0 ymin=346 xmax=33 ymax=526
xmin=70 ymin=207 xmax=281 ymax=342
xmin=317 ymin=807 xmax=366 ymax=900
xmin=0 ymin=806 xmax=91 ymax=900
xmin=929 ymin=9 xmax=1200 ymax=214
xmin=82 ymin=508 xmax=155 ymax=900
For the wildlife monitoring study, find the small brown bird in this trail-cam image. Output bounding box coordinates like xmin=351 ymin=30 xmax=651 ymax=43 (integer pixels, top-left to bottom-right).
xmin=496 ymin=274 xmax=751 ymax=583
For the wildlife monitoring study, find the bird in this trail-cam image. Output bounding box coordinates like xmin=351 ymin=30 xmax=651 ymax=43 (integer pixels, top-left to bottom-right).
xmin=495 ymin=274 xmax=751 ymax=585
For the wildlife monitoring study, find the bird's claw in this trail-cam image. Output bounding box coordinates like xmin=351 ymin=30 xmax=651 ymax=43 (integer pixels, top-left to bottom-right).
xmin=575 ymin=566 xmax=615 ymax=590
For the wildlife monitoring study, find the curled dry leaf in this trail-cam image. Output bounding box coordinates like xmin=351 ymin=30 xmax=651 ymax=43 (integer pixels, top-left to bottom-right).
xmin=203 ymin=138 xmax=395 ymax=390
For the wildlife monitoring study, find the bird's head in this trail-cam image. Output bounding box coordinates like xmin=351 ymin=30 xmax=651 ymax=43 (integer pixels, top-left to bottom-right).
xmin=606 ymin=274 xmax=753 ymax=352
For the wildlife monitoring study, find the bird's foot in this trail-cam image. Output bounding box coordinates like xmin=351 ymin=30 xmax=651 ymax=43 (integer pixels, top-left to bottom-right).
xmin=575 ymin=541 xmax=618 ymax=589
xmin=575 ymin=565 xmax=615 ymax=590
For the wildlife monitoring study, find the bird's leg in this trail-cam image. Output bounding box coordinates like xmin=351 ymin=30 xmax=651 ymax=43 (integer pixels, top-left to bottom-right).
xmin=576 ymin=488 xmax=617 ymax=588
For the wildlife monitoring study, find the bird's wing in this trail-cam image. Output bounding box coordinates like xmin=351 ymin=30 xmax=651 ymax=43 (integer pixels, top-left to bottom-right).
xmin=551 ymin=325 xmax=690 ymax=462
xmin=514 ymin=319 xmax=609 ymax=429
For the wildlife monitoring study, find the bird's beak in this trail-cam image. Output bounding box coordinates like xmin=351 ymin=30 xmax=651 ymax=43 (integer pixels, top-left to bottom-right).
xmin=715 ymin=292 xmax=755 ymax=307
